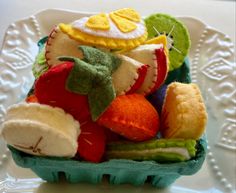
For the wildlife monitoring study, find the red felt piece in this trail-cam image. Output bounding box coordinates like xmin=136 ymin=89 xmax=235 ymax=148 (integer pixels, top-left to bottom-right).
xmin=98 ymin=94 xmax=160 ymax=141
xmin=34 ymin=61 xmax=91 ymax=123
xmin=126 ymin=64 xmax=148 ymax=94
xmin=77 ymin=121 xmax=106 ymax=163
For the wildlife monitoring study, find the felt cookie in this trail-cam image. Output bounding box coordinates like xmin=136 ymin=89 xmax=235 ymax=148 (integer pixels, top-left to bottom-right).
xmin=125 ymin=44 xmax=168 ymax=95
xmin=59 ymin=8 xmax=147 ymax=50
xmin=45 ymin=26 xmax=83 ymax=67
xmin=1 ymin=103 xmax=80 ymax=157
xmin=112 ymin=54 xmax=148 ymax=95
xmin=106 ymin=138 xmax=197 ymax=162
xmin=97 ymin=94 xmax=159 ymax=141
xmin=145 ymin=13 xmax=190 ymax=71
xmin=77 ymin=121 xmax=106 ymax=163
xmin=161 ymin=82 xmax=207 ymax=139
xmin=34 ymin=61 xmax=91 ymax=123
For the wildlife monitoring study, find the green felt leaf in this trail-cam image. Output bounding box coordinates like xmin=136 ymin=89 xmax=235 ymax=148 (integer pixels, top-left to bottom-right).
xmin=59 ymin=54 xmax=116 ymax=121
xmin=79 ymin=46 xmax=121 ymax=73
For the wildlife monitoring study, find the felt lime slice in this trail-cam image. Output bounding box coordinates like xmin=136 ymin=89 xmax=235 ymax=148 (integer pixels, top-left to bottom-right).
xmin=145 ymin=13 xmax=190 ymax=71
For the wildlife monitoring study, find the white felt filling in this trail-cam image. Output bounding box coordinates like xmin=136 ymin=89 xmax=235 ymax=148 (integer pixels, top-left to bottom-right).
xmin=72 ymin=16 xmax=146 ymax=40
xmin=112 ymin=55 xmax=143 ymax=95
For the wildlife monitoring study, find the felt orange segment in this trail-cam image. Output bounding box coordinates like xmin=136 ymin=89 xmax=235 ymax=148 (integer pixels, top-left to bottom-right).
xmin=98 ymin=94 xmax=159 ymax=141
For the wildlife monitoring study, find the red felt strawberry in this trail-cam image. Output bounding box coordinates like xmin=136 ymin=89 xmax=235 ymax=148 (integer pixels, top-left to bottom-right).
xmin=98 ymin=94 xmax=160 ymax=141
xmin=77 ymin=121 xmax=106 ymax=162
xmin=34 ymin=61 xmax=90 ymax=123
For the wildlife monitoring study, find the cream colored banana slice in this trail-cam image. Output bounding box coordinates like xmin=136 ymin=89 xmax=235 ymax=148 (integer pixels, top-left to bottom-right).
xmin=1 ymin=103 xmax=80 ymax=157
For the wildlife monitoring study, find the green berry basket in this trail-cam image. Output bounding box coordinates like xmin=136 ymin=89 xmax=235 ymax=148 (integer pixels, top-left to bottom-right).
xmin=8 ymin=137 xmax=206 ymax=188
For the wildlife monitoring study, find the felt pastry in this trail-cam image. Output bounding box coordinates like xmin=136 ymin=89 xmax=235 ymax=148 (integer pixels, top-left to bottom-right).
xmin=145 ymin=13 xmax=190 ymax=71
xmin=98 ymin=94 xmax=159 ymax=141
xmin=77 ymin=121 xmax=106 ymax=163
xmin=106 ymin=138 xmax=197 ymax=162
xmin=45 ymin=27 xmax=83 ymax=67
xmin=34 ymin=61 xmax=91 ymax=123
xmin=59 ymin=8 xmax=147 ymax=50
xmin=125 ymin=44 xmax=168 ymax=95
xmin=161 ymin=82 xmax=207 ymax=139
xmin=112 ymin=54 xmax=148 ymax=95
xmin=1 ymin=103 xmax=80 ymax=157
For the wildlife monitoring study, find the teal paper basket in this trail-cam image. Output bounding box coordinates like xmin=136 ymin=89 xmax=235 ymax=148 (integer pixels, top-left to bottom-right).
xmin=8 ymin=138 xmax=207 ymax=188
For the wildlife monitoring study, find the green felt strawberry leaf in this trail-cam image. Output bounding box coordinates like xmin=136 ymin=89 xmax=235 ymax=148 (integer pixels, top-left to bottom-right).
xmin=59 ymin=54 xmax=117 ymax=121
xmin=79 ymin=46 xmax=121 ymax=73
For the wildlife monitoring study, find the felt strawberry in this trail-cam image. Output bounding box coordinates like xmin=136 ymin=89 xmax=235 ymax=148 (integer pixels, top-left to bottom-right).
xmin=77 ymin=121 xmax=106 ymax=162
xmin=34 ymin=61 xmax=91 ymax=123
xmin=98 ymin=94 xmax=160 ymax=141
xmin=125 ymin=44 xmax=168 ymax=95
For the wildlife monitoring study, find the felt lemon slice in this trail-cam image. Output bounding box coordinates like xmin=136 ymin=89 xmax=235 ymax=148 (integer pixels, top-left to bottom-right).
xmin=113 ymin=8 xmax=141 ymax=22
xmin=46 ymin=27 xmax=83 ymax=67
xmin=60 ymin=23 xmax=147 ymax=50
xmin=1 ymin=103 xmax=80 ymax=157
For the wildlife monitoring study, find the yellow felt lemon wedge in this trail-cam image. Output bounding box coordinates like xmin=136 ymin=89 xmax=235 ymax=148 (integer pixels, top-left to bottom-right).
xmin=109 ymin=12 xmax=137 ymax=33
xmin=113 ymin=8 xmax=141 ymax=22
xmin=85 ymin=13 xmax=110 ymax=30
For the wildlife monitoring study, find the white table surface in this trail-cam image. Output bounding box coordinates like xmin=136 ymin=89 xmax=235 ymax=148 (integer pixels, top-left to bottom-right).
xmin=0 ymin=0 xmax=235 ymax=47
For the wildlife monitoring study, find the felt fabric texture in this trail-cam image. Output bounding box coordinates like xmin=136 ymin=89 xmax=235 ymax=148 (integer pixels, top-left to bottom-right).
xmin=109 ymin=12 xmax=137 ymax=33
xmin=35 ymin=62 xmax=90 ymax=124
xmin=77 ymin=121 xmax=106 ymax=163
xmin=1 ymin=103 xmax=80 ymax=157
xmin=45 ymin=27 xmax=83 ymax=67
xmin=111 ymin=54 xmax=147 ymax=95
xmin=161 ymin=82 xmax=207 ymax=139
xmin=60 ymin=46 xmax=121 ymax=121
xmin=85 ymin=13 xmax=110 ymax=30
xmin=165 ymin=57 xmax=191 ymax=84
xmin=125 ymin=44 xmax=168 ymax=95
xmin=113 ymin=8 xmax=140 ymax=22
xmin=106 ymin=138 xmax=196 ymax=162
xmin=145 ymin=13 xmax=190 ymax=71
xmin=98 ymin=94 xmax=159 ymax=141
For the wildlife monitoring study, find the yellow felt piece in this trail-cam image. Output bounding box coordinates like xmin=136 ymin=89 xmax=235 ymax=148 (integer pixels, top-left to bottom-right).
xmin=161 ymin=82 xmax=207 ymax=140
xmin=59 ymin=23 xmax=147 ymax=49
xmin=109 ymin=13 xmax=137 ymax=33
xmin=113 ymin=8 xmax=141 ymax=22
xmin=85 ymin=13 xmax=110 ymax=30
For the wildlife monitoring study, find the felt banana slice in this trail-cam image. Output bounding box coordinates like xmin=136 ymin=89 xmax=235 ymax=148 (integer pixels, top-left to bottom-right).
xmin=112 ymin=55 xmax=147 ymax=95
xmin=125 ymin=44 xmax=168 ymax=95
xmin=1 ymin=103 xmax=80 ymax=157
xmin=161 ymin=82 xmax=207 ymax=139
xmin=46 ymin=27 xmax=83 ymax=67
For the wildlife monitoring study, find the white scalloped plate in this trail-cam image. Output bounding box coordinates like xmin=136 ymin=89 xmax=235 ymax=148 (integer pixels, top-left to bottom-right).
xmin=0 ymin=9 xmax=235 ymax=193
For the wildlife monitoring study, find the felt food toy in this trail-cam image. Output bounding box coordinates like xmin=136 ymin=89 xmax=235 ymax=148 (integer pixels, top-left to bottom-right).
xmin=145 ymin=13 xmax=190 ymax=71
xmin=125 ymin=44 xmax=168 ymax=95
xmin=59 ymin=8 xmax=147 ymax=50
xmin=112 ymin=54 xmax=148 ymax=95
xmin=106 ymin=139 xmax=197 ymax=162
xmin=161 ymin=82 xmax=207 ymax=139
xmin=98 ymin=94 xmax=159 ymax=141
xmin=1 ymin=103 xmax=80 ymax=157
xmin=77 ymin=121 xmax=106 ymax=163
xmin=46 ymin=27 xmax=83 ymax=67
xmin=34 ymin=61 xmax=91 ymax=123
